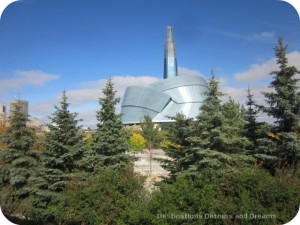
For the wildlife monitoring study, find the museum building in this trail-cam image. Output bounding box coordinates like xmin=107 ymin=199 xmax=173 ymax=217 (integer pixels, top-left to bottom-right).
xmin=121 ymin=26 xmax=209 ymax=124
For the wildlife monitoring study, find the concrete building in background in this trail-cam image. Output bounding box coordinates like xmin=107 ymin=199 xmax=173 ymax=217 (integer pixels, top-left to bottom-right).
xmin=10 ymin=100 xmax=29 ymax=116
xmin=0 ymin=104 xmax=6 ymax=123
xmin=0 ymin=100 xmax=48 ymax=133
xmin=121 ymin=26 xmax=209 ymax=125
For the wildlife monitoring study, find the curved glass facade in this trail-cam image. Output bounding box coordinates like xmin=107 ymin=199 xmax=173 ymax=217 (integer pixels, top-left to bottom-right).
xmin=121 ymin=75 xmax=209 ymax=124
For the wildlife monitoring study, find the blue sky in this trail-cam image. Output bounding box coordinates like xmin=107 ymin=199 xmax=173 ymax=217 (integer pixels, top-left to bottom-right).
xmin=0 ymin=0 xmax=299 ymax=126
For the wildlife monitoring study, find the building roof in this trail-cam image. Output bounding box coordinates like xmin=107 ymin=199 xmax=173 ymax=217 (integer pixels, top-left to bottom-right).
xmin=121 ymin=75 xmax=208 ymax=124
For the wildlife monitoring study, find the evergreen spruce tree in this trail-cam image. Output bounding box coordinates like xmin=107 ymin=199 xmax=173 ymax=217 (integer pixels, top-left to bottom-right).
xmin=0 ymin=103 xmax=39 ymax=215
xmin=91 ymin=78 xmax=130 ymax=170
xmin=259 ymin=37 xmax=300 ymax=171
xmin=31 ymin=91 xmax=84 ymax=221
xmin=244 ymin=87 xmax=263 ymax=154
xmin=262 ymin=38 xmax=300 ymax=133
xmin=159 ymin=113 xmax=193 ymax=179
xmin=44 ymin=91 xmax=84 ymax=173
xmin=189 ymin=71 xmax=225 ymax=148
xmin=184 ymin=71 xmax=254 ymax=175
xmin=221 ymin=97 xmax=250 ymax=153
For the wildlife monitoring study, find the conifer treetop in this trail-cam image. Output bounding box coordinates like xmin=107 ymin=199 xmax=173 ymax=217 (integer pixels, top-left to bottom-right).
xmin=204 ymin=69 xmax=225 ymax=105
xmin=97 ymin=77 xmax=120 ymax=123
xmin=274 ymin=37 xmax=288 ymax=69
xmin=262 ymin=37 xmax=300 ymax=133
xmin=92 ymin=78 xmax=130 ymax=167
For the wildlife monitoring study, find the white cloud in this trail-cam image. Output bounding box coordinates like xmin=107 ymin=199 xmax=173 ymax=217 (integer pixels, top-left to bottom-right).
xmin=220 ymin=50 xmax=300 ymax=124
xmin=217 ymin=77 xmax=228 ymax=86
xmin=77 ymin=110 xmax=98 ymax=127
xmin=207 ymin=29 xmax=276 ymax=42
xmin=66 ymin=88 xmax=100 ymax=106
xmin=30 ymin=75 xmax=159 ymax=127
xmin=234 ymin=51 xmax=300 ymax=82
xmin=221 ymin=85 xmax=272 ymax=104
xmin=66 ymin=75 xmax=159 ymax=105
xmin=247 ymin=31 xmax=275 ymax=41
xmin=29 ymin=58 xmax=299 ymax=127
xmin=223 ymin=85 xmax=278 ymax=124
xmin=0 ymin=70 xmax=59 ymax=92
xmin=113 ymin=76 xmax=159 ymax=97
xmin=31 ymin=101 xmax=56 ymax=116
xmin=235 ymin=58 xmax=276 ymax=82
xmin=178 ymin=66 xmax=205 ymax=77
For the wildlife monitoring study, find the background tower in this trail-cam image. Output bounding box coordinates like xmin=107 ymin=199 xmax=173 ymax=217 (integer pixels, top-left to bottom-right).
xmin=0 ymin=104 xmax=6 ymax=123
xmin=163 ymin=26 xmax=178 ymax=79
xmin=121 ymin=26 xmax=208 ymax=125
xmin=10 ymin=100 xmax=29 ymax=116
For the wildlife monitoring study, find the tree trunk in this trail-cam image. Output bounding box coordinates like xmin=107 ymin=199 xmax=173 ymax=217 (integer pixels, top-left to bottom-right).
xmin=149 ymin=148 xmax=152 ymax=175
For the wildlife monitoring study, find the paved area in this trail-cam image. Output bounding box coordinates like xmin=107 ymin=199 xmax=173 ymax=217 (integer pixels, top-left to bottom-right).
xmin=133 ymin=149 xmax=170 ymax=177
xmin=132 ymin=149 xmax=170 ymax=190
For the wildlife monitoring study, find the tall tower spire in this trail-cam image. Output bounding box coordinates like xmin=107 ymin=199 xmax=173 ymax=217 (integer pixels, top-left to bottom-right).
xmin=164 ymin=26 xmax=178 ymax=79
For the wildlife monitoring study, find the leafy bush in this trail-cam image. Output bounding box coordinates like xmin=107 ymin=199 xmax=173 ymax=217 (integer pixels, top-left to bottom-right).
xmin=50 ymin=167 xmax=148 ymax=225
xmin=134 ymin=168 xmax=300 ymax=225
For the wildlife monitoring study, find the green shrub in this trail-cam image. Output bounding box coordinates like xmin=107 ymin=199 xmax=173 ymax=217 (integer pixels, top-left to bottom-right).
xmin=50 ymin=167 xmax=147 ymax=225
xmin=135 ymin=168 xmax=300 ymax=225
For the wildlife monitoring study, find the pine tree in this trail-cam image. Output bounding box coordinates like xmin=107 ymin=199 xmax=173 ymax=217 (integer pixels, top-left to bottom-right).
xmin=140 ymin=115 xmax=161 ymax=175
xmin=184 ymin=71 xmax=254 ymax=175
xmin=44 ymin=91 xmax=84 ymax=173
xmin=0 ymin=103 xmax=39 ymax=215
xmin=159 ymin=113 xmax=193 ymax=179
xmin=244 ymin=87 xmax=263 ymax=154
xmin=262 ymin=38 xmax=300 ymax=133
xmin=31 ymin=91 xmax=84 ymax=220
xmin=92 ymin=78 xmax=131 ymax=169
xmin=221 ymin=97 xmax=250 ymax=153
xmin=259 ymin=37 xmax=300 ymax=171
xmin=188 ymin=71 xmax=225 ymax=148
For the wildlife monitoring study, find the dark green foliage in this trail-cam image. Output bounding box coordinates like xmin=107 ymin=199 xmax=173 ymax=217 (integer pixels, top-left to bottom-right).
xmin=2 ymin=39 xmax=299 ymax=225
xmin=166 ymin=113 xmax=193 ymax=147
xmin=254 ymin=129 xmax=279 ymax=175
xmin=258 ymin=38 xmax=300 ymax=171
xmin=245 ymin=87 xmax=263 ymax=154
xmin=135 ymin=169 xmax=300 ymax=225
xmin=159 ymin=113 xmax=193 ymax=179
xmin=190 ymin=74 xmax=249 ymax=153
xmin=183 ymin=72 xmax=254 ymax=175
xmin=90 ymin=78 xmax=131 ymax=170
xmin=276 ymin=132 xmax=300 ymax=169
xmin=31 ymin=91 xmax=84 ymax=221
xmin=0 ymin=103 xmax=38 ymax=215
xmin=220 ymin=97 xmax=250 ymax=153
xmin=262 ymin=38 xmax=300 ymax=133
xmin=189 ymin=71 xmax=225 ymax=148
xmin=43 ymin=91 xmax=84 ymax=173
xmin=49 ymin=167 xmax=147 ymax=225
